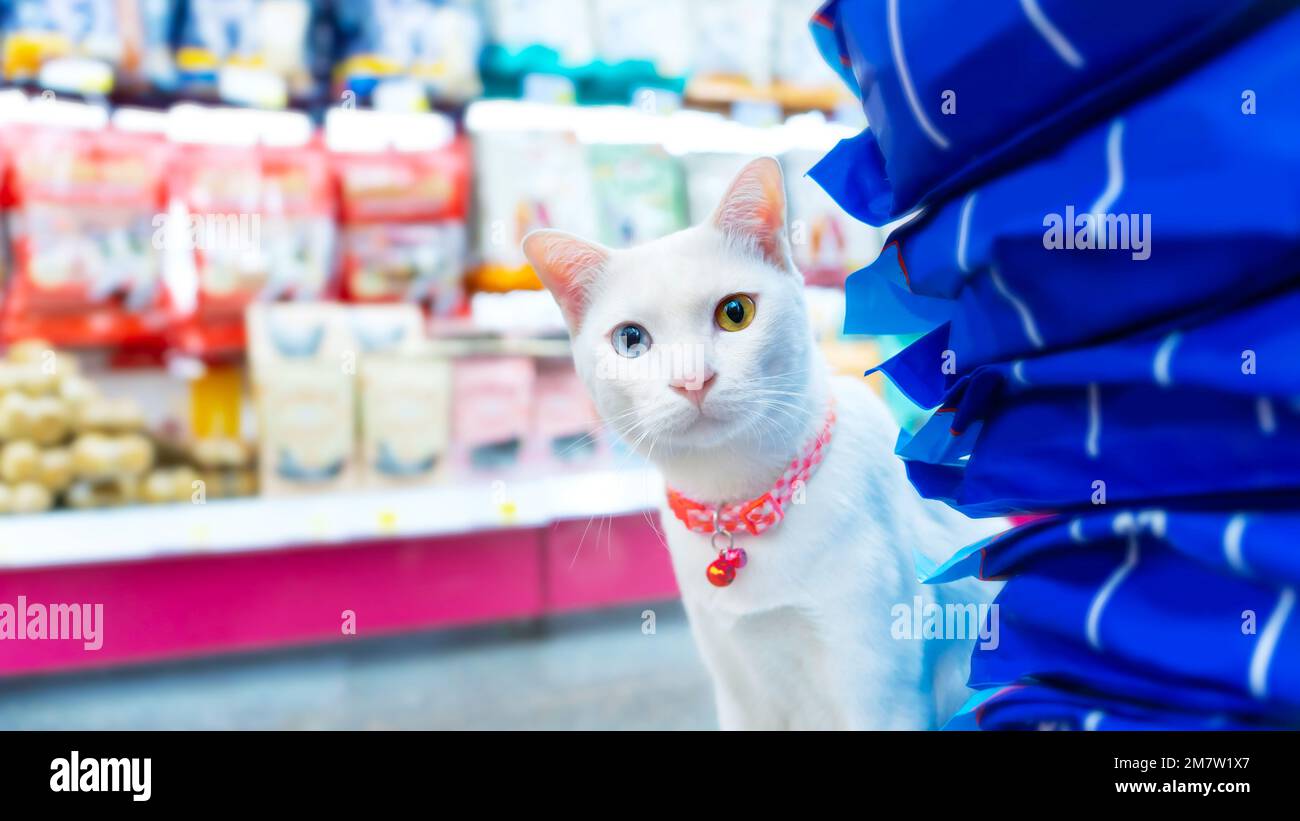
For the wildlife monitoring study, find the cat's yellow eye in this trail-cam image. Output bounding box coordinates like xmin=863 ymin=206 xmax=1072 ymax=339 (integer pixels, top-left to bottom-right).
xmin=715 ymin=294 xmax=756 ymax=332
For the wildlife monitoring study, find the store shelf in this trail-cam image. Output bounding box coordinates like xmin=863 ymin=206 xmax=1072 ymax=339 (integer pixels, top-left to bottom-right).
xmin=0 ymin=467 xmax=664 ymax=570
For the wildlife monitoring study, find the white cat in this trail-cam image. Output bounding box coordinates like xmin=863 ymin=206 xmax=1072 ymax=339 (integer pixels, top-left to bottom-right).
xmin=524 ymin=157 xmax=1004 ymax=730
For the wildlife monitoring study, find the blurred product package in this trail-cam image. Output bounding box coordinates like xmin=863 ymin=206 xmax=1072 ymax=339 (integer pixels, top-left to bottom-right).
xmin=469 ymin=112 xmax=597 ymax=291
xmin=327 ymin=108 xmax=471 ymax=312
xmin=587 ymin=143 xmax=687 ymax=247
xmin=0 ymin=0 xmax=176 ymax=94
xmin=810 ymin=0 xmax=1282 ymax=221
xmin=529 ymin=356 xmax=602 ymax=470
xmin=174 ymin=0 xmax=315 ymax=107
xmin=349 ymin=303 xmax=451 ymax=488
xmin=0 ymin=338 xmax=262 ymax=514
xmin=692 ymin=0 xmax=775 ymax=89
xmin=0 ymin=101 xmax=170 ymax=347
xmin=247 ymin=302 xmax=357 ymax=496
xmin=247 ymin=301 xmax=461 ymax=495
xmin=358 ymin=348 xmax=452 ymax=488
xmin=165 ymin=106 xmax=334 ymax=355
xmin=782 ymin=147 xmax=883 ymax=288
xmin=450 ymin=354 xmax=534 ymax=475
xmin=334 ymin=0 xmax=484 ymax=105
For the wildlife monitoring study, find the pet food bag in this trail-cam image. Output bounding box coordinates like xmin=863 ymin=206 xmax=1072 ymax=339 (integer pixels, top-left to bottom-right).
xmin=167 ymin=137 xmax=335 ymax=355
xmin=808 ymin=0 xmax=1282 ymax=221
xmin=834 ymin=7 xmax=1300 ymax=373
xmin=586 ymin=143 xmax=688 ymax=249
xmin=470 ymin=127 xmax=597 ymax=291
xmin=806 ymin=1 xmax=1300 ymax=731
xmin=247 ymin=302 xmax=356 ymax=496
xmin=334 ymin=0 xmax=484 ymax=104
xmin=2 ymin=125 xmax=171 ymax=346
xmin=333 ymin=136 xmax=471 ymax=310
xmin=926 ymin=509 xmax=1300 ymax=727
xmin=358 ymin=351 xmax=452 ymax=488
xmin=174 ymin=0 xmax=316 ymax=106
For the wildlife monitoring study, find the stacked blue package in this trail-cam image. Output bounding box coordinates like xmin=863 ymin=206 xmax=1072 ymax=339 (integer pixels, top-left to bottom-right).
xmin=809 ymin=0 xmax=1284 ymax=222
xmin=826 ymin=6 xmax=1300 ymax=369
xmin=931 ymin=511 xmax=1300 ymax=728
xmin=809 ymin=3 xmax=1300 ymax=729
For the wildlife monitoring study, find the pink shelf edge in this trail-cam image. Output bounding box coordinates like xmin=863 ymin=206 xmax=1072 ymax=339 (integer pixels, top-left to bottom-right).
xmin=0 ymin=513 xmax=679 ymax=678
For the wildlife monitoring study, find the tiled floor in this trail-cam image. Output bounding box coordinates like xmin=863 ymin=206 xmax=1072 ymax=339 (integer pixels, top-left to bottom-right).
xmin=0 ymin=602 xmax=716 ymax=730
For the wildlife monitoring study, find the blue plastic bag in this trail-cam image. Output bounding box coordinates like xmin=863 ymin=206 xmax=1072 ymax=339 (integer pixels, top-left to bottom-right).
xmin=832 ymin=6 xmax=1300 ymax=371
xmin=808 ymin=0 xmax=1284 ymax=221
xmin=930 ymin=509 xmax=1300 ymax=727
xmin=895 ymin=382 xmax=1300 ymax=516
xmin=873 ymin=283 xmax=1300 ymax=411
xmin=946 ymin=683 xmax=1270 ymax=731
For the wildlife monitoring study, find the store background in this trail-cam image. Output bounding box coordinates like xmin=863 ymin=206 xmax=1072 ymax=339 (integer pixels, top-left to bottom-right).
xmin=0 ymin=0 xmax=906 ymax=729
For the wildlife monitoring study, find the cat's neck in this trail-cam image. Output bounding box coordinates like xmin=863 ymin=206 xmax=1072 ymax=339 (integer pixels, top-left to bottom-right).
xmin=653 ymin=369 xmax=833 ymax=505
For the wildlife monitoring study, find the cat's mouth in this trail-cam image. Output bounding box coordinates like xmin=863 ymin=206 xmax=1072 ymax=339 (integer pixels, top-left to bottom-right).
xmin=666 ymin=403 xmax=728 ymax=437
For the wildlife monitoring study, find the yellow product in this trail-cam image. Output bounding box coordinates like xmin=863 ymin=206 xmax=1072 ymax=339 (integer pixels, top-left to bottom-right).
xmin=188 ymin=365 xmax=243 ymax=441
xmin=0 ymin=392 xmax=34 ymax=440
xmin=0 ymin=439 xmax=41 ymax=483
xmin=199 ymin=468 xmax=257 ymax=500
xmin=0 ymin=364 xmax=57 ymax=397
xmin=142 ymin=466 xmax=201 ymax=504
xmin=0 ymin=364 xmax=22 ymax=393
xmin=10 ymin=481 xmax=52 ymax=514
xmin=117 ymin=434 xmax=155 ymax=475
xmin=74 ymin=397 xmax=147 ymax=434
xmin=71 ymin=433 xmax=156 ymax=480
xmin=27 ymin=397 xmax=70 ymax=446
xmin=0 ymin=483 xmax=10 ymax=513
xmin=6 ymin=340 xmax=79 ymax=376
xmin=2 ymin=31 xmax=71 ymax=80
xmin=58 ymin=374 xmax=101 ymax=408
xmin=64 ymin=477 xmax=140 ymax=509
xmin=37 ymin=448 xmax=74 ymax=492
xmin=192 ymin=436 xmax=252 ymax=469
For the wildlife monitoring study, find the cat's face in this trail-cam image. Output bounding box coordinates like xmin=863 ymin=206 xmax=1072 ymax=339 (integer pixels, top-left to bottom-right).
xmin=524 ymin=157 xmax=814 ymax=458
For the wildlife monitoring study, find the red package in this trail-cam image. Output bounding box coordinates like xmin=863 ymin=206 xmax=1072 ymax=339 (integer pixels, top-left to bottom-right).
xmin=1 ymin=126 xmax=172 ymax=347
xmin=167 ymin=139 xmax=336 ymax=355
xmin=332 ymin=136 xmax=470 ymax=311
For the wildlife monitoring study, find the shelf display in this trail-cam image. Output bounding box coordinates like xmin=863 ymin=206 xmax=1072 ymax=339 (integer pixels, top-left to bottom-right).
xmin=1 ymin=124 xmax=171 ymax=347
xmin=469 ymin=126 xmax=597 ymax=291
xmin=167 ymin=125 xmax=335 ymax=355
xmin=334 ymin=0 xmax=484 ymax=105
xmin=0 ymin=340 xmax=167 ymax=514
xmin=174 ymin=0 xmax=315 ymax=107
xmin=587 ymin=142 xmax=687 ymax=248
xmin=333 ymin=134 xmax=472 ymax=310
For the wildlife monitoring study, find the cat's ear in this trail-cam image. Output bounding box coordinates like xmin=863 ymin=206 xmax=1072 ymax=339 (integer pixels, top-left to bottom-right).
xmin=522 ymin=229 xmax=610 ymax=330
xmin=711 ymin=156 xmax=793 ymax=272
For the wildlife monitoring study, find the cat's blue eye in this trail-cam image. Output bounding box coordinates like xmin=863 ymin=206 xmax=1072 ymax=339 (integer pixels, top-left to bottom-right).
xmin=612 ymin=323 xmax=651 ymax=358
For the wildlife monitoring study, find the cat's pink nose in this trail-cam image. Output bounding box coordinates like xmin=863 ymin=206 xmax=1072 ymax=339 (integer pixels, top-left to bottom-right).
xmin=670 ymin=373 xmax=716 ymax=407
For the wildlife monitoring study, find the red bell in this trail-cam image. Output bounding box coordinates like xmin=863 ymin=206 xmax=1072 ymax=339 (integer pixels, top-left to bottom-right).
xmin=722 ymin=547 xmax=748 ymax=569
xmin=706 ymin=558 xmax=736 ymax=587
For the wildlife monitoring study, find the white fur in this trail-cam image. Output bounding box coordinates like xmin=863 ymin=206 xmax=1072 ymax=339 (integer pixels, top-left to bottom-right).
xmin=525 ymin=159 xmax=1004 ymax=729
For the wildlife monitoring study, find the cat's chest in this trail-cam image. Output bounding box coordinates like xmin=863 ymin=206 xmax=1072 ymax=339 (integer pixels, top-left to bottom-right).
xmin=655 ymin=376 xmax=904 ymax=618
xmin=658 ymin=484 xmax=859 ymax=619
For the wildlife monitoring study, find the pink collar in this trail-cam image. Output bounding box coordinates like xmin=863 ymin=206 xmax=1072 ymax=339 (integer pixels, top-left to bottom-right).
xmin=666 ymin=405 xmax=836 ymax=587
